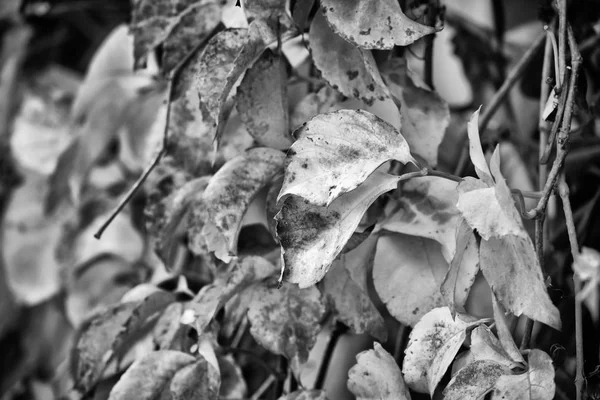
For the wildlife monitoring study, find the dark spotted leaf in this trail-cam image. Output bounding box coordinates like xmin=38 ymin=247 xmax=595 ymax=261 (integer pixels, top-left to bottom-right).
xmin=247 ymin=282 xmax=326 ymax=363
xmin=279 ymin=110 xmax=415 ymax=207
xmin=169 ymin=355 xmax=220 ymax=400
xmin=277 ymin=172 xmax=401 ymax=288
xmin=347 ymin=343 xmax=410 ymax=400
xmin=381 ymin=58 xmax=449 ymax=167
xmin=443 ymin=360 xmax=509 ymax=400
xmin=491 ymin=350 xmax=555 ymax=400
xmin=402 ymin=307 xmax=479 ymax=394
xmin=320 ymin=0 xmax=436 ymax=49
xmin=373 ymin=233 xmax=447 ymax=326
xmin=309 ymin=11 xmax=390 ymax=106
xmin=236 ymin=50 xmax=293 ymax=149
xmin=290 ymin=85 xmax=343 ymax=130
xmin=201 ymin=148 xmax=284 ymax=261
xmin=182 ymin=256 xmax=278 ymax=333
xmin=107 ymin=350 xmax=195 ymax=400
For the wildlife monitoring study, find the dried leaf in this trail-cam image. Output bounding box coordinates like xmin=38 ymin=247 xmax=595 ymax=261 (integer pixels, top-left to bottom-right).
xmin=443 ymin=360 xmax=509 ymax=400
xmin=183 ymin=256 xmax=277 ymax=333
xmin=467 ymin=108 xmax=493 ymax=185
xmin=169 ymin=356 xmax=220 ymax=400
xmin=373 ymin=233 xmax=447 ymax=326
xmin=107 ymin=350 xmax=195 ymax=400
xmin=320 ymin=0 xmax=436 ymax=49
xmin=247 ymin=283 xmax=326 ymax=363
xmin=480 ymin=236 xmax=561 ymax=330
xmin=491 ymin=294 xmax=525 ymax=364
xmin=440 ymin=219 xmax=479 ymax=315
xmin=381 ymin=58 xmax=449 ymax=167
xmin=277 ymin=171 xmax=401 ymax=288
xmin=381 ymin=177 xmax=460 ymax=260
xmin=309 ymin=11 xmax=390 ymax=106
xmin=347 ymin=342 xmax=411 ymax=400
xmin=491 ymin=350 xmax=555 ymax=400
xmin=236 ymin=50 xmax=293 ymax=149
xmin=402 ymin=307 xmax=478 ymax=393
xmin=201 ymin=148 xmax=285 ymax=261
xmin=279 ymin=109 xmax=414 ymax=207
xmin=278 ymin=390 xmax=329 ymax=400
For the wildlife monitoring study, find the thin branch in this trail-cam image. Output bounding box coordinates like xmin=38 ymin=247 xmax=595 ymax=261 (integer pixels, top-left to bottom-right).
xmin=314 ymin=323 xmax=346 ymax=390
xmin=453 ymin=32 xmax=546 ymax=175
xmin=558 ymin=176 xmax=585 ymax=400
xmin=423 ymin=0 xmax=439 ymax=89
xmin=250 ymin=375 xmax=276 ymax=400
xmin=94 ymin=26 xmax=221 ymax=239
xmin=557 ymin=0 xmax=567 ymax=85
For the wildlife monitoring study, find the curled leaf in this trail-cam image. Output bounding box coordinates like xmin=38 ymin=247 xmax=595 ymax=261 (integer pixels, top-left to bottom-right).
xmin=467 ymin=108 xmax=493 ymax=185
xmin=443 ymin=360 xmax=509 ymax=400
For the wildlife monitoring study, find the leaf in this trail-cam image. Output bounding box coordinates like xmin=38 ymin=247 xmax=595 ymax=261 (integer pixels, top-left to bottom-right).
xmin=373 ymin=233 xmax=447 ymax=326
xmin=183 ymin=256 xmax=278 ymax=333
xmin=323 ymin=245 xmax=387 ymax=341
xmin=381 ymin=58 xmax=450 ymax=167
xmin=320 ymin=0 xmax=436 ymax=49
xmin=440 ymin=219 xmax=480 ymax=315
xmin=278 ymin=390 xmax=329 ymax=400
xmin=469 ymin=325 xmax=520 ymax=369
xmin=347 ymin=342 xmax=410 ymax=400
xmin=467 ymin=108 xmax=493 ymax=185
xmin=277 ymin=171 xmax=401 ymax=288
xmin=480 ymin=236 xmax=561 ymax=330
xmin=236 ymin=50 xmax=293 ymax=149
xmin=491 ymin=294 xmax=525 ymax=364
xmin=107 ymin=350 xmax=195 ymax=400
xmin=381 ymin=177 xmax=460 ymax=260
xmin=201 ymin=148 xmax=285 ymax=261
xmin=402 ymin=307 xmax=478 ymax=393
xmin=153 ymin=302 xmax=187 ymax=351
xmin=290 ymin=85 xmax=342 ymax=130
xmin=169 ymin=356 xmax=220 ymax=400
xmin=279 ymin=109 xmax=414 ymax=207
xmin=247 ymin=282 xmax=326 ymax=363
xmin=218 ymin=355 xmax=248 ymax=398
xmin=443 ymin=360 xmax=510 ymax=400
xmin=131 ymin=0 xmax=225 ymax=71
xmin=309 ymin=11 xmax=390 ymax=106
xmin=491 ymin=350 xmax=555 ymax=400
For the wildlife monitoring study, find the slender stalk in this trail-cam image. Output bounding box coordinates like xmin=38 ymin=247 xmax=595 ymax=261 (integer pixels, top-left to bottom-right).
xmin=423 ymin=0 xmax=439 ymax=89
xmin=251 ymin=375 xmax=276 ymax=400
xmin=314 ymin=322 xmax=346 ymax=390
xmin=557 ymin=0 xmax=567 ymax=85
xmin=453 ymin=32 xmax=546 ymax=175
xmin=558 ymin=176 xmax=585 ymax=400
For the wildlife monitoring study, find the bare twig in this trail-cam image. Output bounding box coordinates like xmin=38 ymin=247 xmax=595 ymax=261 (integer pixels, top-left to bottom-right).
xmin=557 ymin=0 xmax=567 ymax=85
xmin=453 ymin=32 xmax=546 ymax=175
xmin=558 ymin=175 xmax=585 ymax=400
xmin=94 ymin=26 xmax=221 ymax=239
xmin=423 ymin=0 xmax=440 ymax=89
xmin=250 ymin=375 xmax=276 ymax=400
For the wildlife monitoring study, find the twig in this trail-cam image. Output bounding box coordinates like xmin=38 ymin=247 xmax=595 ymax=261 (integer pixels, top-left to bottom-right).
xmin=94 ymin=26 xmax=222 ymax=239
xmin=539 ymin=67 xmax=570 ymax=164
xmin=393 ymin=324 xmax=408 ymax=362
xmin=557 ymin=0 xmax=567 ymax=85
xmin=250 ymin=375 xmax=276 ymax=400
xmin=558 ymin=176 xmax=585 ymax=400
xmin=314 ymin=322 xmax=346 ymax=390
xmin=423 ymin=0 xmax=439 ymax=89
xmin=453 ymin=32 xmax=546 ymax=175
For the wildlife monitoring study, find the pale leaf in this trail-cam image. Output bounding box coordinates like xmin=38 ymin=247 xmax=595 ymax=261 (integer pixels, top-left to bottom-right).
xmin=402 ymin=307 xmax=478 ymax=393
xmin=320 ymin=0 xmax=436 ymax=49
xmin=201 ymin=148 xmax=285 ymax=262
xmin=309 ymin=11 xmax=390 ymax=106
xmin=277 ymin=172 xmax=401 ymax=288
xmin=373 ymin=234 xmax=447 ymax=326
xmin=381 ymin=177 xmax=460 ymax=260
xmin=440 ymin=219 xmax=479 ymax=315
xmin=444 ymin=360 xmax=509 ymax=400
xmin=491 ymin=350 xmax=555 ymax=400
xmin=278 ymin=390 xmax=329 ymax=400
xmin=480 ymin=236 xmax=561 ymax=330
xmin=279 ymin=109 xmax=414 ymax=206
xmin=236 ymin=50 xmax=293 ymax=149
xmin=381 ymin=58 xmax=450 ymax=167
xmin=169 ymin=356 xmax=220 ymax=400
xmin=347 ymin=343 xmax=411 ymax=400
xmin=467 ymin=108 xmax=493 ymax=185
xmin=470 ymin=325 xmax=520 ymax=369
xmin=491 ymin=293 xmax=526 ymax=363
xmin=247 ymin=283 xmax=326 ymax=363
xmin=107 ymin=350 xmax=195 ymax=400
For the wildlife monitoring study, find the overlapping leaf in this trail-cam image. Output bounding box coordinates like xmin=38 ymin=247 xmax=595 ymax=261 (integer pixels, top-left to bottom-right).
xmin=443 ymin=360 xmax=510 ymax=400
xmin=309 ymin=11 xmax=390 ymax=106
xmin=402 ymin=307 xmax=478 ymax=394
xmin=491 ymin=294 xmax=525 ymax=364
xmin=347 ymin=343 xmax=411 ymax=400
xmin=290 ymin=85 xmax=343 ymax=130
xmin=466 ymin=108 xmax=493 ymax=185
xmin=277 ymin=171 xmax=401 ymax=288
xmin=320 ymin=0 xmax=436 ymax=49
xmin=236 ymin=50 xmax=293 ymax=149
xmin=491 ymin=350 xmax=555 ymax=399
xmin=279 ymin=109 xmax=414 ymax=206
xmin=169 ymin=356 xmax=220 ymax=400
xmin=201 ymin=148 xmax=284 ymax=261
xmin=381 ymin=58 xmax=449 ymax=167
xmin=373 ymin=233 xmax=448 ymax=326
xmin=468 ymin=325 xmax=521 ymax=369
xmin=247 ymin=283 xmax=326 ymax=363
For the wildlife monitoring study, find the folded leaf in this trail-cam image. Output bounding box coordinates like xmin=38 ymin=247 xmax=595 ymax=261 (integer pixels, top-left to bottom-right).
xmin=443 ymin=360 xmax=509 ymax=400
xmin=491 ymin=350 xmax=555 ymax=400
xmin=467 ymin=108 xmax=493 ymax=185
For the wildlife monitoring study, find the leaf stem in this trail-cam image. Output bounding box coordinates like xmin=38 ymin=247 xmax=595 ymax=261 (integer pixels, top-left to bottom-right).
xmin=558 ymin=175 xmax=585 ymax=400
xmin=453 ymin=31 xmax=546 ymax=176
xmin=250 ymin=374 xmax=276 ymax=400
xmin=314 ymin=322 xmax=346 ymax=390
xmin=423 ymin=0 xmax=439 ymax=89
xmin=94 ymin=25 xmax=222 ymax=239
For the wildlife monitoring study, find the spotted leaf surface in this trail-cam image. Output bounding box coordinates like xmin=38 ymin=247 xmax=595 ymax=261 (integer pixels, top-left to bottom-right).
xmin=491 ymin=350 xmax=555 ymax=400
xmin=443 ymin=360 xmax=509 ymax=400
